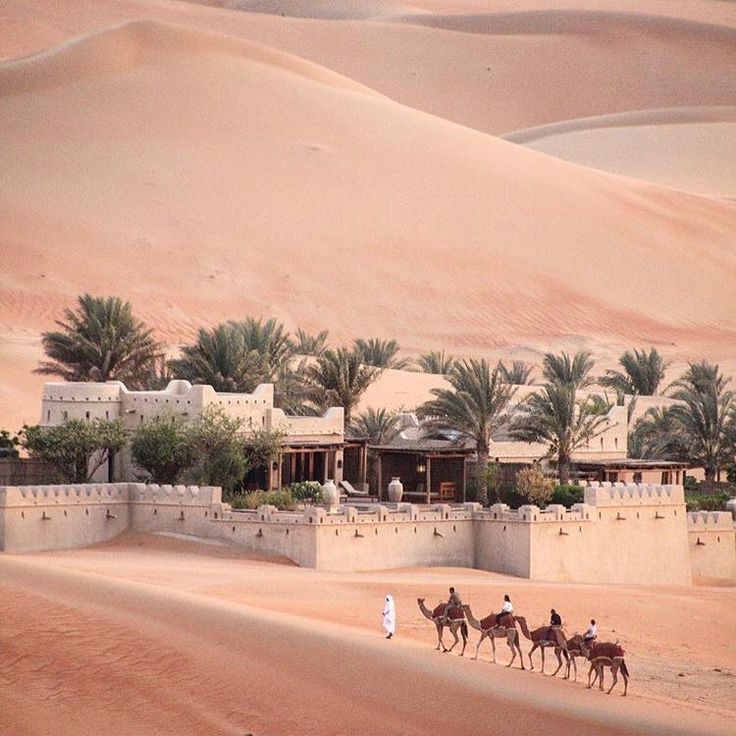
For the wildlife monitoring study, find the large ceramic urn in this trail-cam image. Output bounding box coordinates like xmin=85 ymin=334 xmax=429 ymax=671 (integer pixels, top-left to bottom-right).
xmin=387 ymin=477 xmax=404 ymax=503
xmin=726 ymin=497 xmax=736 ymax=520
xmin=322 ymin=479 xmax=339 ymax=507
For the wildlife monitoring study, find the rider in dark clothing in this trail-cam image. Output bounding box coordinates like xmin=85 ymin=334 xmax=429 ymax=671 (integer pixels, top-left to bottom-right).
xmin=547 ymin=609 xmax=562 ymax=641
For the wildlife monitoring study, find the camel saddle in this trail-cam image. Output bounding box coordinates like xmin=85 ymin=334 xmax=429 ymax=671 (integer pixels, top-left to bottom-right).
xmin=482 ymin=612 xmax=514 ymax=629
xmin=432 ymin=603 xmax=464 ymax=620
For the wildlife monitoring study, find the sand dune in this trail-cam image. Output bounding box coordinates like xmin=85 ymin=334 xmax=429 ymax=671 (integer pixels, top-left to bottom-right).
xmin=3 ymin=1 xmax=736 ymax=136
xmin=1 ymin=18 xmax=735 ymax=427
xmin=504 ymin=107 xmax=736 ymax=197
xmin=1 ymin=534 xmax=735 ymax=735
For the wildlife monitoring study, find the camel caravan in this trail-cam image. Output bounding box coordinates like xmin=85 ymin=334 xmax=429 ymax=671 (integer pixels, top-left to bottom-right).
xmin=416 ymin=592 xmax=629 ymax=696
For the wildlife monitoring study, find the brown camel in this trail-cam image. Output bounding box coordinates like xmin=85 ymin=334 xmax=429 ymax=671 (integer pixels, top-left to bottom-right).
xmin=461 ymin=605 xmax=525 ymax=669
xmin=584 ymin=641 xmax=629 ymax=696
xmin=559 ymin=634 xmax=588 ymax=681
xmin=417 ymin=598 xmax=468 ymax=655
xmin=515 ymin=616 xmax=569 ymax=674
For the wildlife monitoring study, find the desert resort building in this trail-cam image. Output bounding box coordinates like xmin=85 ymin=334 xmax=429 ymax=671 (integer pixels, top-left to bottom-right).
xmin=0 ymin=379 xmax=733 ymax=586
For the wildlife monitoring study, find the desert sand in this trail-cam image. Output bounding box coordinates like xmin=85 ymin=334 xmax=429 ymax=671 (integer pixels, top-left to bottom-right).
xmin=1 ymin=533 xmax=735 ymax=735
xmin=1 ymin=1 xmax=736 ymax=431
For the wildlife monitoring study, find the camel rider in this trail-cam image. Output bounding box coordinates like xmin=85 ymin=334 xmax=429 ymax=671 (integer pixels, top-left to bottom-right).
xmin=583 ymin=619 xmax=597 ymax=645
xmin=546 ymin=608 xmax=562 ymax=641
xmin=443 ymin=587 xmax=462 ymax=620
xmin=494 ymin=594 xmax=513 ymax=626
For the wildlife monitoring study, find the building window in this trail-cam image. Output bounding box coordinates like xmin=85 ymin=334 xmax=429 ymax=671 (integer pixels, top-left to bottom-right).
xmin=105 ymin=411 xmax=109 ymax=420
xmin=46 ymin=410 xmax=51 ymax=422
xmin=614 ymin=437 xmax=618 ymax=449
xmin=62 ymin=410 xmax=68 ymax=421
xmin=85 ymin=411 xmax=90 ymax=420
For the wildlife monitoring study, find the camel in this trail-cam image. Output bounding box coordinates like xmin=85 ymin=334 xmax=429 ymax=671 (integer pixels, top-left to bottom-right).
xmin=515 ymin=617 xmax=569 ymax=675
xmin=417 ymin=598 xmax=468 ymax=655
xmin=559 ymin=634 xmax=588 ymax=681
xmin=584 ymin=641 xmax=629 ymax=696
xmin=461 ymin=605 xmax=525 ymax=669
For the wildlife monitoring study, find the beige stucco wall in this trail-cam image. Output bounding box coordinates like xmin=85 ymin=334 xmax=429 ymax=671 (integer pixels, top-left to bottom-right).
xmin=2 ymin=482 xmax=733 ymax=585
xmin=688 ymin=511 xmax=736 ymax=581
xmin=0 ymin=484 xmax=130 ymax=553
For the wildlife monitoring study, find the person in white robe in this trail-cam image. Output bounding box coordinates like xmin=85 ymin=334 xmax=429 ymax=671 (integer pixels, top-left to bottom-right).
xmin=382 ymin=594 xmax=396 ymax=639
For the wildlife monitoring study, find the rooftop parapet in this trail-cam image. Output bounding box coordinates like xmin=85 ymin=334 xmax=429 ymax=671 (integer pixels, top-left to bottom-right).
xmin=42 ymin=382 xmax=124 ymax=403
xmin=268 ymin=407 xmax=344 ymax=437
xmin=584 ymin=482 xmax=684 ymax=507
xmin=687 ymin=511 xmax=734 ymax=530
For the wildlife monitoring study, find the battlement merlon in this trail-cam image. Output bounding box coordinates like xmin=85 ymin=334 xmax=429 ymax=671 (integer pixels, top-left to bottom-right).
xmin=687 ymin=511 xmax=734 ymax=530
xmin=584 ymin=482 xmax=685 ymax=507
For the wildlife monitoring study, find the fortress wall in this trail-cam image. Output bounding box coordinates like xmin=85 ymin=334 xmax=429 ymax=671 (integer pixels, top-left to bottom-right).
xmin=1 ymin=482 xmax=731 ymax=585
xmin=474 ymin=504 xmax=533 ymax=578
xmin=312 ymin=504 xmax=475 ymax=571
xmin=127 ymin=483 xmax=223 ymax=538
xmin=0 ymin=483 xmax=131 ymax=553
xmin=688 ymin=511 xmax=736 ymax=581
xmin=568 ymin=483 xmax=691 ymax=585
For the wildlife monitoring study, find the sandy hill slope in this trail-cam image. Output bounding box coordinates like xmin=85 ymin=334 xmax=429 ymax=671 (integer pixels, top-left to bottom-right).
xmin=504 ymin=106 xmax=736 ymax=198
xmin=3 ymin=1 xmax=736 ymax=137
xmin=1 ymin=7 xmax=735 ymax=428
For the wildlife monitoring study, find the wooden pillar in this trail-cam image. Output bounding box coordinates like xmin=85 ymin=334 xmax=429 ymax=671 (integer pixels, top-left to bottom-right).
xmin=308 ymin=451 xmax=315 ymax=481
xmin=376 ymin=453 xmax=383 ymax=501
xmin=426 ymin=455 xmax=432 ymax=504
xmin=360 ymin=443 xmax=368 ymax=490
xmin=277 ymin=453 xmax=283 ymax=491
xmin=462 ymin=456 xmax=467 ymax=503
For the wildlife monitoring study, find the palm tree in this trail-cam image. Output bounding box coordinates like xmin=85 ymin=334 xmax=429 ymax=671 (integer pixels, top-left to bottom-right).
xmin=416 ymin=350 xmax=455 ymax=375
xmin=353 ymin=338 xmax=412 ymax=370
xmin=307 ymin=348 xmax=381 ymax=425
xmin=542 ymin=350 xmax=595 ymax=389
xmin=35 ymin=294 xmax=163 ymax=386
xmin=498 ymin=360 xmax=535 ymax=385
xmin=230 ymin=317 xmax=294 ymax=380
xmin=600 ymin=348 xmax=668 ymax=396
xmin=417 ymin=360 xmax=516 ymax=505
xmin=292 ymin=328 xmax=329 ymax=357
xmin=510 ymin=376 xmax=610 ymax=484
xmin=169 ymin=325 xmax=264 ymax=392
xmin=354 ymin=407 xmax=401 ymax=445
xmin=668 ymin=361 xmax=735 ymax=481
xmin=628 ymin=406 xmax=686 ymax=460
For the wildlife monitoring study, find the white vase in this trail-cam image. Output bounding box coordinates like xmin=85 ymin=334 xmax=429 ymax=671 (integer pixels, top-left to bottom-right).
xmin=726 ymin=498 xmax=736 ymax=520
xmin=388 ymin=477 xmax=404 ymax=503
xmin=322 ymin=479 xmax=339 ymax=506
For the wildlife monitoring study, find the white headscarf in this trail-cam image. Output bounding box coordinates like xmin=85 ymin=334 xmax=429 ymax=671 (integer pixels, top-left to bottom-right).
xmin=382 ymin=594 xmax=396 ymax=635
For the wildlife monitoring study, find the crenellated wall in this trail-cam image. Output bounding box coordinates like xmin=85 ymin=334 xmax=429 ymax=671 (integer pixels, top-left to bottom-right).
xmin=687 ymin=511 xmax=736 ymax=581
xmin=1 ymin=482 xmax=733 ymax=585
xmin=0 ymin=483 xmax=131 ymax=553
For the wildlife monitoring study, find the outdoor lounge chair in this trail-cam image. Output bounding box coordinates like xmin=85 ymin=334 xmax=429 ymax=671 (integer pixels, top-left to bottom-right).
xmin=339 ymin=480 xmax=370 ymax=497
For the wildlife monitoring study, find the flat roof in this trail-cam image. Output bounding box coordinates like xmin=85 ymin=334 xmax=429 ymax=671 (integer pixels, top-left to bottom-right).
xmin=574 ymin=459 xmax=689 ymax=470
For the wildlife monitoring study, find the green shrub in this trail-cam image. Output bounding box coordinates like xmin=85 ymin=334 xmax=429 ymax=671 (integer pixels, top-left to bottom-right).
xmin=230 ymin=489 xmax=296 ymax=511
xmin=551 ymin=484 xmax=584 ymax=508
xmin=685 ymin=492 xmax=730 ymax=512
xmin=683 ymin=475 xmax=698 ymax=492
xmin=287 ymin=481 xmax=323 ymax=503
